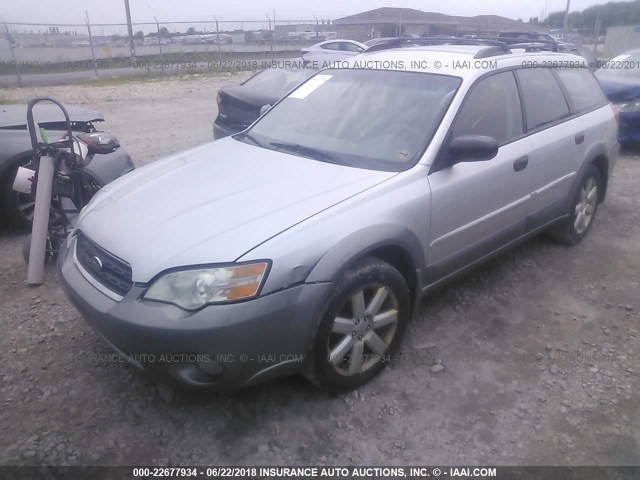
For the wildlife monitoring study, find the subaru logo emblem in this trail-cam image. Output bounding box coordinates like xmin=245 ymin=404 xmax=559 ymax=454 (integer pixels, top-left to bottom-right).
xmin=90 ymin=256 xmax=103 ymax=272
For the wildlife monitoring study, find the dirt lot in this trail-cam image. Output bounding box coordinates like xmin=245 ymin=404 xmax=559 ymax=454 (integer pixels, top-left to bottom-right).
xmin=0 ymin=75 xmax=639 ymax=467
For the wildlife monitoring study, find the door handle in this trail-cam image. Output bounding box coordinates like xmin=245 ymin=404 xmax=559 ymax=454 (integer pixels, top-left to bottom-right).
xmin=575 ymin=132 xmax=585 ymax=145
xmin=513 ymin=156 xmax=529 ymax=172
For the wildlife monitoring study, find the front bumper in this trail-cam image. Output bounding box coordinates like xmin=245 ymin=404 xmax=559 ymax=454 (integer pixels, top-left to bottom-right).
xmin=57 ymin=234 xmax=332 ymax=390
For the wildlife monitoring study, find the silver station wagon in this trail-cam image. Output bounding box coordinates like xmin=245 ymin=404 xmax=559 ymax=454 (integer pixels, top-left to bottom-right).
xmin=58 ymin=44 xmax=619 ymax=392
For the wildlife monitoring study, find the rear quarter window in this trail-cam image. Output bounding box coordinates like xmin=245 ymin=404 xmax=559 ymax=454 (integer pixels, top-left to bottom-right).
xmin=555 ymin=68 xmax=607 ymax=113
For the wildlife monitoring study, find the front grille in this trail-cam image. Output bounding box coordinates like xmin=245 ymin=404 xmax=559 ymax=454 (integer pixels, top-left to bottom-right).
xmin=75 ymin=233 xmax=132 ymax=296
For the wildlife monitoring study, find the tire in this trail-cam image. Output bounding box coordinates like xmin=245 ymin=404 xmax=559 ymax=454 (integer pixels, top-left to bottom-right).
xmin=304 ymin=257 xmax=411 ymax=392
xmin=1 ymin=162 xmax=29 ymax=229
xmin=547 ymin=165 xmax=602 ymax=245
xmin=1 ymin=158 xmax=64 ymax=230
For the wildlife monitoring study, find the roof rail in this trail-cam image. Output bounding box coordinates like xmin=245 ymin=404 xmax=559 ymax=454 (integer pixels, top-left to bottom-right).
xmin=481 ymin=36 xmax=559 ymax=52
xmin=474 ymin=46 xmax=511 ymax=59
xmin=361 ymin=36 xmax=563 ymax=59
xmin=363 ymin=37 xmax=510 ymax=53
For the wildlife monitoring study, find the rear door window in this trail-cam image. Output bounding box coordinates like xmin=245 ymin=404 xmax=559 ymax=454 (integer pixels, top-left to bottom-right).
xmin=516 ymin=68 xmax=570 ymax=130
xmin=555 ymin=68 xmax=606 ymax=113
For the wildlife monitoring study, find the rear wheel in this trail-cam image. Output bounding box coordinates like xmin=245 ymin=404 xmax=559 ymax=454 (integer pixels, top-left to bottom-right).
xmin=305 ymin=258 xmax=410 ymax=392
xmin=547 ymin=165 xmax=602 ymax=245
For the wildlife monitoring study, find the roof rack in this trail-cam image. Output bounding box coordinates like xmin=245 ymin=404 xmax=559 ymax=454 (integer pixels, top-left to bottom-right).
xmin=361 ymin=36 xmax=563 ymax=59
xmin=363 ymin=37 xmax=510 ymax=54
xmin=482 ymin=36 xmax=559 ymax=52
xmin=474 ymin=46 xmax=511 ymax=59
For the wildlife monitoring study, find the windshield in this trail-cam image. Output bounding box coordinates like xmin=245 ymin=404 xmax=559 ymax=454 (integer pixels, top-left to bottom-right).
xmin=239 ymin=68 xmax=461 ymax=171
xmin=595 ymin=51 xmax=640 ymax=79
xmin=243 ymin=67 xmax=317 ymax=97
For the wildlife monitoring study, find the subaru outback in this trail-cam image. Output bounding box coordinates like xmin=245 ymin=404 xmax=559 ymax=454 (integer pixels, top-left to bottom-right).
xmin=58 ymin=44 xmax=619 ymax=392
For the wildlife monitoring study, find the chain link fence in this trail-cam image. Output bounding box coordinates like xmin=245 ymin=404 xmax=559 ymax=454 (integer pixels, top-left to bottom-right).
xmin=1 ymin=18 xmax=335 ymax=86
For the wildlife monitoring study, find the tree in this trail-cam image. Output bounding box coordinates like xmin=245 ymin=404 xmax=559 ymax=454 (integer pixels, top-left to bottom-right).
xmin=187 ymin=27 xmax=197 ymax=35
xmin=158 ymin=26 xmax=169 ymax=37
xmin=542 ymin=0 xmax=640 ymax=30
xmin=134 ymin=30 xmax=144 ymax=40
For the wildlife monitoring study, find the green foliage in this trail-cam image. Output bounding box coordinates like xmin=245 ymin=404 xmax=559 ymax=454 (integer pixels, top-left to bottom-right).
xmin=543 ymin=0 xmax=640 ymax=29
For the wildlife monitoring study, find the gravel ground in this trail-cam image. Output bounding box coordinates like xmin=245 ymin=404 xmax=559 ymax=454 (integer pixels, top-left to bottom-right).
xmin=0 ymin=75 xmax=639 ymax=467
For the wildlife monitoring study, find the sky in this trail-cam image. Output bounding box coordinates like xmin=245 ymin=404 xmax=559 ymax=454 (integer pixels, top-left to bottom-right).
xmin=1 ymin=0 xmax=614 ymax=27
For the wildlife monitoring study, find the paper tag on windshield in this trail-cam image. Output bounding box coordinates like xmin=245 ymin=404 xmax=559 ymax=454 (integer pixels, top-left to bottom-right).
xmin=289 ymin=74 xmax=332 ymax=99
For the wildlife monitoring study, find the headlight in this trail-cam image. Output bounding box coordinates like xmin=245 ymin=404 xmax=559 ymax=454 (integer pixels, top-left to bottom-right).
xmin=614 ymin=101 xmax=640 ymax=112
xmin=216 ymin=92 xmax=221 ymax=105
xmin=144 ymin=262 xmax=269 ymax=310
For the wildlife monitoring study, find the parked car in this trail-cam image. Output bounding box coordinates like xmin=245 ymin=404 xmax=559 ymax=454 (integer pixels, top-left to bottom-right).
xmin=363 ymin=37 xmax=399 ymax=48
xmin=213 ymin=65 xmax=315 ymax=139
xmin=494 ymin=34 xmax=597 ymax=69
xmin=558 ymin=43 xmax=597 ymax=70
xmin=595 ymin=49 xmax=640 ymax=144
xmin=497 ymin=31 xmax=557 ymax=43
xmin=59 ymin=45 xmax=618 ymax=392
xmin=0 ymin=105 xmax=134 ymax=228
xmin=213 ymin=54 xmax=352 ymax=139
xmin=301 ymin=39 xmax=366 ymax=56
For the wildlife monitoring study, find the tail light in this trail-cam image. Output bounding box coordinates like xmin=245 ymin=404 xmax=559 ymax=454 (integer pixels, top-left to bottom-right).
xmin=77 ymin=132 xmax=120 ymax=154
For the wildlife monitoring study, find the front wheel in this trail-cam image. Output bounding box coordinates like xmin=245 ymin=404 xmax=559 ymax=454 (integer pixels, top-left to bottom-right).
xmin=305 ymin=258 xmax=411 ymax=392
xmin=547 ymin=165 xmax=602 ymax=245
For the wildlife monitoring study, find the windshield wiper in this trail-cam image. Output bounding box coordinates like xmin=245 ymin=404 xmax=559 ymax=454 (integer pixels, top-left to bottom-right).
xmin=234 ymin=131 xmax=266 ymax=148
xmin=269 ymin=142 xmax=341 ymax=164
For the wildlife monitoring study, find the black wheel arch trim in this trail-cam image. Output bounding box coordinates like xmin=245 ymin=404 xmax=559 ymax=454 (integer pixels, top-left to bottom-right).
xmin=568 ymin=144 xmax=609 ymax=213
xmin=305 ymin=224 xmax=425 ymax=316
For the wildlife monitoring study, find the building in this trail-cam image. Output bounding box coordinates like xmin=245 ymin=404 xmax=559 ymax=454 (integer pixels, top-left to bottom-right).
xmin=274 ymin=22 xmax=333 ymax=41
xmin=603 ymin=25 xmax=640 ymax=57
xmin=333 ymin=7 xmax=545 ymax=41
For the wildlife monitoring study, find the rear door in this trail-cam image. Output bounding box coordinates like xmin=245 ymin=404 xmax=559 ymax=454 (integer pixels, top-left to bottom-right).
xmin=426 ymin=71 xmax=533 ymax=281
xmin=516 ymin=67 xmax=590 ymax=228
xmin=555 ymin=67 xmax=611 ymax=153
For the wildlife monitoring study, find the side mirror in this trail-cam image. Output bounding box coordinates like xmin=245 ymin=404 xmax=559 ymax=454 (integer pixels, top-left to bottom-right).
xmin=260 ymin=104 xmax=272 ymax=116
xmin=449 ymin=135 xmax=499 ymax=163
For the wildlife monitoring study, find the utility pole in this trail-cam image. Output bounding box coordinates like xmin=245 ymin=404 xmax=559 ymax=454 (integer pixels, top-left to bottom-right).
xmin=155 ymin=17 xmax=164 ymax=75
xmin=124 ymin=0 xmax=136 ymax=66
xmin=214 ymin=16 xmax=221 ymax=63
xmin=2 ymin=21 xmax=22 ymax=87
xmin=86 ymin=11 xmax=98 ymax=78
xmin=563 ymin=0 xmax=571 ymax=32
xmin=592 ymin=10 xmax=601 ymax=54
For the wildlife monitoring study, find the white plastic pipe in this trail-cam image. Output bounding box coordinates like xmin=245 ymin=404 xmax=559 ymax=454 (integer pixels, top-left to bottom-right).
xmin=26 ymin=154 xmax=55 ymax=286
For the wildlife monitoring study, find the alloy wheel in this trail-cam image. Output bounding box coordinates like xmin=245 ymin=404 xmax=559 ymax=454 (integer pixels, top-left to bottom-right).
xmin=574 ymin=176 xmax=598 ymax=234
xmin=327 ymin=284 xmax=399 ymax=376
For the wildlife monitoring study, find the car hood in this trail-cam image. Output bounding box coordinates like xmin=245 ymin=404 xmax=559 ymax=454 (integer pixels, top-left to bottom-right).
xmin=78 ymin=137 xmax=397 ymax=282
xmin=596 ymin=75 xmax=640 ymax=103
xmin=221 ymin=84 xmax=280 ymax=109
xmin=0 ymin=104 xmax=103 ymax=128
